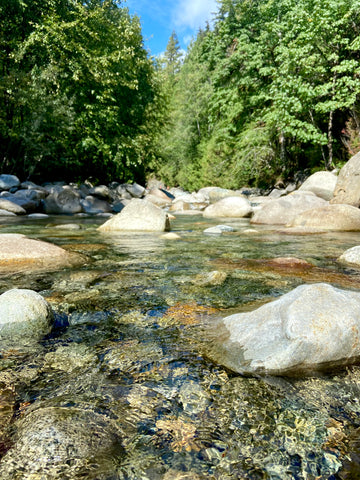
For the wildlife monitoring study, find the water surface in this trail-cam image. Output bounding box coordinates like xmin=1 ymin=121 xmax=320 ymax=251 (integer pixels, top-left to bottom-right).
xmin=1 ymin=214 xmax=360 ymax=479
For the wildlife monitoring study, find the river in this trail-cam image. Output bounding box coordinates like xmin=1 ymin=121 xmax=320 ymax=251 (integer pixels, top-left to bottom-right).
xmin=0 ymin=213 xmax=360 ymax=479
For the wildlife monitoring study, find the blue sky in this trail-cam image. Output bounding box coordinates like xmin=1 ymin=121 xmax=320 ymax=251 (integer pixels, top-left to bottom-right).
xmin=125 ymin=0 xmax=218 ymax=56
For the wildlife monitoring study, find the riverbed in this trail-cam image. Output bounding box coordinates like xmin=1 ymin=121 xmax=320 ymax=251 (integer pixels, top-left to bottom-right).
xmin=1 ymin=214 xmax=360 ymax=479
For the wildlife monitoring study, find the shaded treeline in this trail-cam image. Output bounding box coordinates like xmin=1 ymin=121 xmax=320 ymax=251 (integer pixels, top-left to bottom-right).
xmin=0 ymin=0 xmax=163 ymax=183
xmin=156 ymin=0 xmax=360 ymax=190
xmin=2 ymin=0 xmax=360 ymax=187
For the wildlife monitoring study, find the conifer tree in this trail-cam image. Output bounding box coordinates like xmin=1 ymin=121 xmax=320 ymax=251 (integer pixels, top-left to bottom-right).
xmin=164 ymin=31 xmax=182 ymax=77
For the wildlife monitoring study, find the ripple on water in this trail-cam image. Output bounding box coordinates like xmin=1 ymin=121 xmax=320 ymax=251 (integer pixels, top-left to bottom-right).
xmin=1 ymin=216 xmax=360 ymax=478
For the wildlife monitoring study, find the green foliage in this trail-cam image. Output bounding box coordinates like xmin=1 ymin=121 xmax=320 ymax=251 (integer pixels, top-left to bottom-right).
xmin=154 ymin=0 xmax=360 ymax=188
xmin=0 ymin=0 xmax=160 ymax=182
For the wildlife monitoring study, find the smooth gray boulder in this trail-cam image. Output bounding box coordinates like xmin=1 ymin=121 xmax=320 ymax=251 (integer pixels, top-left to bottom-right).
xmin=198 ymin=187 xmax=241 ymax=203
xmin=203 ymin=196 xmax=252 ymax=218
xmin=338 ymin=246 xmax=360 ymax=267
xmin=251 ymin=192 xmax=328 ymax=225
xmin=298 ymin=171 xmax=337 ymax=200
xmin=331 ymin=151 xmax=360 ymax=206
xmin=288 ymin=204 xmax=360 ymax=231
xmin=0 ymin=209 xmax=16 ymax=216
xmin=98 ymin=198 xmax=170 ymax=232
xmin=0 ymin=174 xmax=20 ymax=190
xmin=213 ymin=283 xmax=360 ymax=376
xmin=0 ymin=289 xmax=53 ymax=341
xmin=126 ymin=182 xmax=146 ymax=198
xmin=43 ymin=185 xmax=82 ymax=214
xmin=0 ymin=198 xmax=26 ymax=214
xmin=88 ymin=184 xmax=111 ymax=200
xmin=80 ymin=195 xmax=111 ymax=214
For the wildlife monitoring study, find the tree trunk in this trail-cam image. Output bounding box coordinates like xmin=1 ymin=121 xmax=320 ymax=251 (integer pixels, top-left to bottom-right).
xmin=327 ymin=109 xmax=334 ymax=170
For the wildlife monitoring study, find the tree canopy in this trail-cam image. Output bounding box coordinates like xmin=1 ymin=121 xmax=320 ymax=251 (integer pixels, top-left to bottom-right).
xmin=2 ymin=0 xmax=360 ymax=187
xmin=0 ymin=0 xmax=161 ymax=183
xmin=155 ymin=0 xmax=360 ymax=190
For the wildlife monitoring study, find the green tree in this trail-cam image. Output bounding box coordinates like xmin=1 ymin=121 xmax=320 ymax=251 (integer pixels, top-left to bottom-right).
xmin=155 ymin=0 xmax=360 ymax=189
xmin=1 ymin=0 xmax=160 ymax=183
xmin=163 ymin=31 xmax=182 ymax=77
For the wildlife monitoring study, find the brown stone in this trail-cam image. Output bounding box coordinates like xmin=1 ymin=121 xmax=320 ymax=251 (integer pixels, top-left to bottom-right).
xmin=0 ymin=234 xmax=85 ymax=272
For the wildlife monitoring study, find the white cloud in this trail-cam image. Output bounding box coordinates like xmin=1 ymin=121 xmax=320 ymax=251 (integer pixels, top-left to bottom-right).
xmin=172 ymin=0 xmax=217 ymax=31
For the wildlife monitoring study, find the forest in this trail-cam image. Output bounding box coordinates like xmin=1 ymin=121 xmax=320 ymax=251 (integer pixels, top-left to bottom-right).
xmin=1 ymin=0 xmax=360 ymax=189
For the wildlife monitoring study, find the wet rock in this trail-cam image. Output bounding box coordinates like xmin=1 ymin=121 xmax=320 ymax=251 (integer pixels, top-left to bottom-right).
xmin=212 ymin=283 xmax=360 ymax=376
xmin=289 ymin=204 xmax=360 ymax=231
xmin=160 ymin=232 xmax=181 ymax=240
xmin=52 ymin=223 xmax=82 ymax=230
xmin=331 ymin=151 xmax=360 ymax=206
xmin=192 ymin=271 xmax=228 ymax=286
xmin=0 ymin=289 xmax=53 ymax=342
xmin=43 ymin=185 xmax=82 ymax=214
xmin=0 ymin=406 xmax=122 ymax=479
xmin=27 ymin=213 xmax=49 ymax=219
xmin=44 ymin=344 xmax=97 ymax=372
xmin=251 ymin=192 xmax=328 ymax=225
xmin=298 ymin=170 xmax=337 ymax=200
xmin=0 ymin=382 xmax=15 ymax=458
xmin=204 ymin=225 xmax=235 ymax=234
xmin=98 ymin=198 xmax=170 ymax=232
xmin=163 ymin=470 xmax=204 ymax=480
xmin=0 ymin=199 xmax=26 ymax=215
xmin=203 ymin=196 xmax=252 ymax=218
xmin=102 ymin=339 xmax=163 ymax=373
xmin=338 ymin=246 xmax=360 ymax=267
xmin=0 ymin=233 xmax=85 ymax=272
xmin=0 ymin=174 xmax=20 ymax=191
xmin=178 ymin=381 xmax=210 ymax=415
xmin=0 ymin=209 xmax=16 ymax=216
xmin=80 ymin=195 xmax=111 ymax=214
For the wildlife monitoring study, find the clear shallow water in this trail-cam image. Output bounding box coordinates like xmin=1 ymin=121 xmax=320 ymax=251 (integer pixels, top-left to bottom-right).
xmin=1 ymin=215 xmax=360 ymax=479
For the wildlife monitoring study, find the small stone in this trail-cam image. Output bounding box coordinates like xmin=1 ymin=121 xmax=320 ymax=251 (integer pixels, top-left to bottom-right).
xmin=160 ymin=232 xmax=181 ymax=240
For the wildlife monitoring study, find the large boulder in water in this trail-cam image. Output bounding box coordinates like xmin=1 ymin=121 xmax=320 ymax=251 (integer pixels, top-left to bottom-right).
xmin=98 ymin=198 xmax=170 ymax=232
xmin=288 ymin=204 xmax=360 ymax=231
xmin=211 ymin=283 xmax=360 ymax=376
xmin=298 ymin=171 xmax=337 ymax=200
xmin=331 ymin=151 xmax=360 ymax=206
xmin=251 ymin=192 xmax=327 ymax=225
xmin=203 ymin=196 xmax=252 ymax=218
xmin=0 ymin=289 xmax=53 ymax=342
xmin=0 ymin=233 xmax=84 ymax=272
xmin=0 ymin=406 xmax=122 ymax=479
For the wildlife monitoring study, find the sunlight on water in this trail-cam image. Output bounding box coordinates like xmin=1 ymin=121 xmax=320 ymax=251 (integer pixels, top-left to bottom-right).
xmin=0 ymin=215 xmax=360 ymax=479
